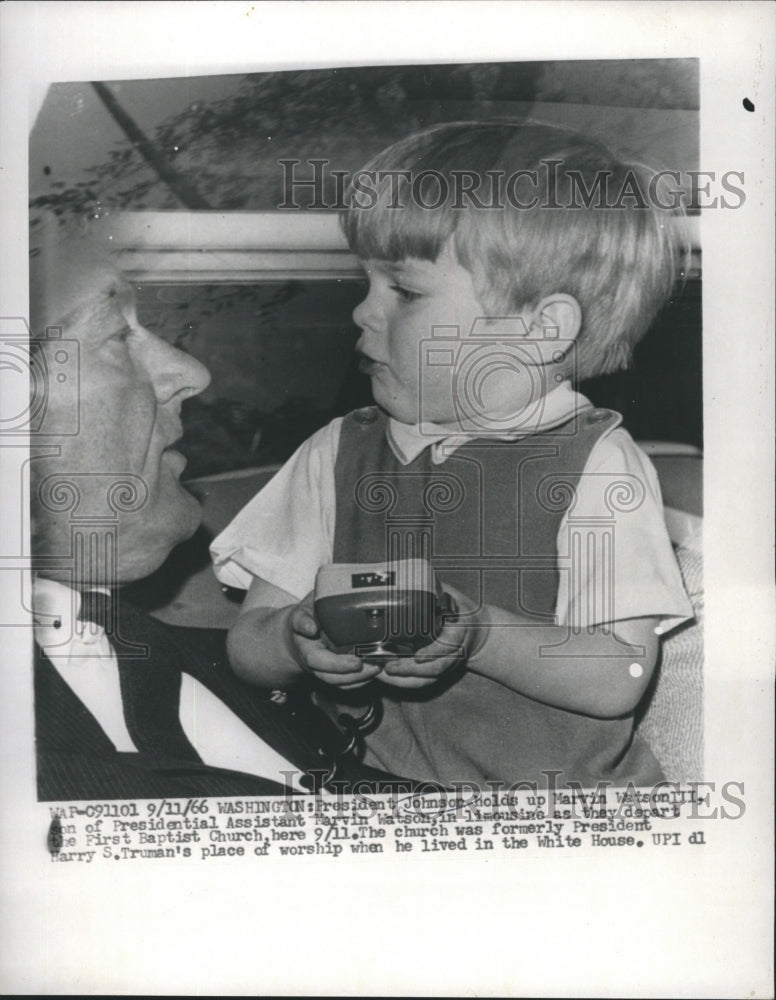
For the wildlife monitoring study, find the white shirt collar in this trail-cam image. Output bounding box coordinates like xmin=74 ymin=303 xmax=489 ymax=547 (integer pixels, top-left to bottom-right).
xmin=33 ymin=577 xmax=110 ymax=649
xmin=386 ymin=384 xmax=593 ymax=466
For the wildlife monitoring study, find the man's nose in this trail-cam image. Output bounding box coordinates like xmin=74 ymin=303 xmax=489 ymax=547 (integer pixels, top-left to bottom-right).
xmin=145 ymin=328 xmax=211 ymax=403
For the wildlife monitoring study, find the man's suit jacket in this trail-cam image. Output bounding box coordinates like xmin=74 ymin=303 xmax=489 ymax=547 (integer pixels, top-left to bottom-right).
xmin=35 ymin=597 xmax=413 ymax=801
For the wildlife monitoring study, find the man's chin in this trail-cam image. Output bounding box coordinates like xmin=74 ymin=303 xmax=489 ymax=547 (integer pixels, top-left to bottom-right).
xmin=164 ymin=486 xmax=205 ymax=547
xmin=165 ymin=471 xmax=204 ymax=525
xmin=117 ymin=488 xmax=203 ymax=583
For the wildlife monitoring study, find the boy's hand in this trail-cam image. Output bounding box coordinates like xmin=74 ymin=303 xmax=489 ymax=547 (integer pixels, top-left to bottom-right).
xmin=378 ymin=584 xmax=486 ymax=690
xmin=288 ymin=594 xmax=383 ymax=689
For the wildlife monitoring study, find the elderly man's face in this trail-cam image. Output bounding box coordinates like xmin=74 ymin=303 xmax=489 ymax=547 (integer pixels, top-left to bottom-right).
xmin=31 ymin=239 xmax=210 ymax=585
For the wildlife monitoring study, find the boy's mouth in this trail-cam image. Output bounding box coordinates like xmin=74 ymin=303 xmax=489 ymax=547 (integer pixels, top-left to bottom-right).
xmin=357 ymin=354 xmax=385 ymax=376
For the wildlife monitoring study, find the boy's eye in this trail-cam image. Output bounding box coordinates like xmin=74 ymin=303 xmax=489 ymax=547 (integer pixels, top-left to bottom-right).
xmin=390 ymin=284 xmax=422 ymax=304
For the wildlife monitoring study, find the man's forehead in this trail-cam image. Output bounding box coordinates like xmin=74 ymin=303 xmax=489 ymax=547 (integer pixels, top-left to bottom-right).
xmin=30 ymin=237 xmax=132 ymax=336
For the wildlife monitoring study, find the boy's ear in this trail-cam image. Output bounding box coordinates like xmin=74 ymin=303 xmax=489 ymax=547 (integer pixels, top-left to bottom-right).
xmin=524 ymin=293 xmax=582 ymax=366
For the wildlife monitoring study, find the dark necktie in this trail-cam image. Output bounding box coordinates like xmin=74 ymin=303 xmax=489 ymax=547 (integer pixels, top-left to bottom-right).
xmin=78 ymin=590 xmax=114 ymax=631
xmin=78 ymin=589 xmax=201 ymax=762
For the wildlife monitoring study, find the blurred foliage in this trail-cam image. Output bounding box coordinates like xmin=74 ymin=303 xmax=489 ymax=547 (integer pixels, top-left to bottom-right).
xmin=536 ymin=59 xmax=698 ymax=110
xmin=30 ymin=61 xmax=700 ymax=478
xmin=31 ymin=64 xmax=535 ymax=215
xmin=30 ymin=60 xmax=697 ymax=217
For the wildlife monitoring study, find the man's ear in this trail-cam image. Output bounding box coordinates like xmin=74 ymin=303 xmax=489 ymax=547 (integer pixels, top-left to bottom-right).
xmin=524 ymin=293 xmax=582 ymax=366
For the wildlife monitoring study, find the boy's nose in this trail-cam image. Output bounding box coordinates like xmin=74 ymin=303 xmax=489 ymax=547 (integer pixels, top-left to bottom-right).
xmin=352 ymin=290 xmax=383 ymax=334
xmin=352 ymin=298 xmax=369 ymax=331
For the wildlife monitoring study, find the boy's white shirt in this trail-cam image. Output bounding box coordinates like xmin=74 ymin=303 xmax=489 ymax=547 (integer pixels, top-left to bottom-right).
xmin=211 ymin=385 xmax=694 ymax=634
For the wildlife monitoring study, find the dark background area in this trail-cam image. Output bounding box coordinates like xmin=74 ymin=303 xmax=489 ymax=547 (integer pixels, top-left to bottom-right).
xmin=582 ymin=278 xmax=702 ymax=447
xmin=30 ymin=60 xmax=699 ymax=215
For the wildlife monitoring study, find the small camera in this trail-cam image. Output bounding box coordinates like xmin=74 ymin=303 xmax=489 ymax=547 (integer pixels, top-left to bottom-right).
xmin=314 ymin=558 xmax=457 ymax=662
xmin=0 ymin=318 xmax=80 ymax=436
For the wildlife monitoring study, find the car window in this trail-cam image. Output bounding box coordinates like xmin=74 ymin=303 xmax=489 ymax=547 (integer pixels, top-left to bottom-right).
xmin=136 ymin=277 xmax=372 ymax=477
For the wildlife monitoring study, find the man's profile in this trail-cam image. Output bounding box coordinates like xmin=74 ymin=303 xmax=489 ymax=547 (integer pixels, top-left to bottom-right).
xmin=29 ymin=222 xmax=408 ymax=800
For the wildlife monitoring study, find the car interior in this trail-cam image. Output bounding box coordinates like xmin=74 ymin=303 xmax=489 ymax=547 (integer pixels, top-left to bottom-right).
xmin=32 ymin=60 xmax=704 ymax=782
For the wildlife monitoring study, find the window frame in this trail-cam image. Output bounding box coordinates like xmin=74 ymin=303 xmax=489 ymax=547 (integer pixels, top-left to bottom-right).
xmin=95 ymin=210 xmax=700 ymax=282
xmin=96 ymin=211 xmax=363 ymax=282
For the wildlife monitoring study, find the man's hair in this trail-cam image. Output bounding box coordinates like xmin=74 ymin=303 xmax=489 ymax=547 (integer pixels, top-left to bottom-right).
xmin=29 ymin=214 xmax=100 ymax=340
xmin=341 ymin=121 xmax=685 ymax=380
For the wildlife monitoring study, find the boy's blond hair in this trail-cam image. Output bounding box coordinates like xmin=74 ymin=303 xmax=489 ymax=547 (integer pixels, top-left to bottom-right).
xmin=342 ymin=121 xmax=684 ymax=380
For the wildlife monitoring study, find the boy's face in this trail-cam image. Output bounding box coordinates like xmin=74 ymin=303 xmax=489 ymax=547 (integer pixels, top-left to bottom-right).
xmin=353 ymin=242 xmax=537 ymax=426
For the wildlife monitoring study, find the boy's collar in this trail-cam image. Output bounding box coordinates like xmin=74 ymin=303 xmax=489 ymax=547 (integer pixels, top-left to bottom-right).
xmin=387 ymin=383 xmax=593 ymax=466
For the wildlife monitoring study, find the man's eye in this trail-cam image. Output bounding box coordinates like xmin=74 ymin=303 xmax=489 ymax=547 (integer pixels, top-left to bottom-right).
xmin=390 ymin=284 xmax=422 ymax=304
xmin=113 ymin=325 xmax=133 ymax=343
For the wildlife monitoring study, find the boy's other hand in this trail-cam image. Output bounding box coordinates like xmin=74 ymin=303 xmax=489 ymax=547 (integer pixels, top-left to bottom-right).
xmin=288 ymin=594 xmax=382 ymax=689
xmin=379 ymin=584 xmax=486 ymax=689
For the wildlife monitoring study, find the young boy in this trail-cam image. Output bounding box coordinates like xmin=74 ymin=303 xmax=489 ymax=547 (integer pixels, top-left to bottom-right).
xmin=212 ymin=121 xmax=694 ymax=789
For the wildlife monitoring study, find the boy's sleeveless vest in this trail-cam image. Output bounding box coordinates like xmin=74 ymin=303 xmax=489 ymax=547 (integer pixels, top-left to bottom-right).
xmin=331 ymin=406 xmax=663 ymax=788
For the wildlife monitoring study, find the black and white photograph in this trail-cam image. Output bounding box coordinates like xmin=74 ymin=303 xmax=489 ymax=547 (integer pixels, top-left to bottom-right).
xmin=27 ymin=58 xmax=705 ymax=799
xmin=1 ymin=2 xmax=773 ymax=996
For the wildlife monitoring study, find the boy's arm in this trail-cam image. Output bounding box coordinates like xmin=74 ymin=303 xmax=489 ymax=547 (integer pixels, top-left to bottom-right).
xmin=464 ymin=603 xmax=660 ymax=718
xmin=227 ymin=577 xmax=304 ymax=689
xmin=382 ymin=587 xmax=659 ymax=717
xmin=227 ymin=577 xmax=383 ymax=690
